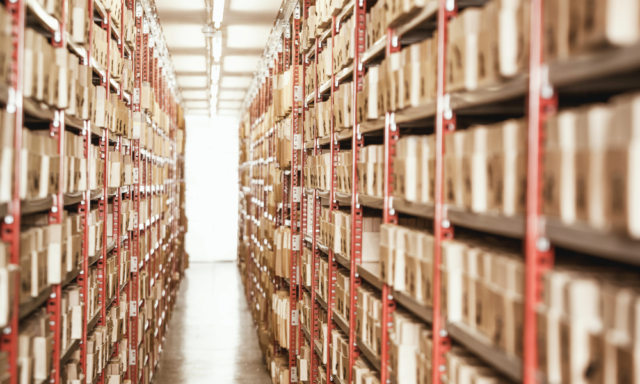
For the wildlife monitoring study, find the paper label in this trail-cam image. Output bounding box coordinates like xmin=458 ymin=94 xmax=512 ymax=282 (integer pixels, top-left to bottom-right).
xmin=291 ymin=367 xmax=298 ymax=382
xmin=292 ymin=235 xmax=300 ymax=251
xmin=129 ymin=348 xmax=136 ymax=365
xmin=291 ymin=309 xmax=298 ymax=326
xmin=131 ymin=257 xmax=138 ymax=272
xmin=293 ymin=186 xmax=302 ymax=203
xmin=293 ymin=134 xmax=302 ymax=150
xmin=130 ymin=301 xmax=137 ymax=316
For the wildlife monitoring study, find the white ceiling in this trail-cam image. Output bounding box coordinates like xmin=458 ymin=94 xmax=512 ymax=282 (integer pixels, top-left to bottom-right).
xmin=156 ymin=0 xmax=282 ymax=116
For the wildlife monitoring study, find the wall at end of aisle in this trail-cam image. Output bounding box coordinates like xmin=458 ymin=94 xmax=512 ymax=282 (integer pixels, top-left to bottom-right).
xmin=185 ymin=114 xmax=240 ymax=262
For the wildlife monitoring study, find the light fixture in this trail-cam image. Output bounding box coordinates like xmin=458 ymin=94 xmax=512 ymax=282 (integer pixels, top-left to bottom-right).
xmin=212 ymin=64 xmax=221 ymax=84
xmin=213 ymin=30 xmax=222 ymax=62
xmin=213 ymin=0 xmax=225 ymax=28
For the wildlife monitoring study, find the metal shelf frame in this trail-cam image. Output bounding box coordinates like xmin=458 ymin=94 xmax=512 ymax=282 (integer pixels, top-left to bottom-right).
xmin=241 ymin=0 xmax=640 ymax=383
xmin=0 ymin=0 xmax=186 ymax=383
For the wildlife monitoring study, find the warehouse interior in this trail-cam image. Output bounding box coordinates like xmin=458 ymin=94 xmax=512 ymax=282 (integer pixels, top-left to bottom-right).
xmin=2 ymin=0 xmax=640 ymax=384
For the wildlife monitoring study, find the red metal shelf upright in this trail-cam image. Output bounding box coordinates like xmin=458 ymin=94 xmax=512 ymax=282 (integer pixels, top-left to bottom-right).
xmin=523 ymin=0 xmax=555 ymax=382
xmin=309 ymin=11 xmax=321 ymax=383
xmin=0 ymin=0 xmax=25 ymax=382
xmin=47 ymin=1 xmax=68 ymax=383
xmin=289 ymin=5 xmax=302 ymax=382
xmin=381 ymin=26 xmax=400 ymax=384
xmin=325 ymin=13 xmax=340 ymax=384
xmin=130 ymin=1 xmax=144 ymax=382
xmin=348 ymin=1 xmax=366 ymax=382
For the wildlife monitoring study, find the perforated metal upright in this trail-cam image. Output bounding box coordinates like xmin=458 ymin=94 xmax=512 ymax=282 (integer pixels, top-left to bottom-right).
xmin=309 ymin=15 xmax=322 ymax=383
xmin=130 ymin=1 xmax=144 ymax=382
xmin=348 ymin=2 xmax=366 ymax=382
xmin=97 ymin=16 xmax=113 ymax=384
xmin=325 ymin=14 xmax=341 ymax=384
xmin=0 ymin=1 xmax=24 ymax=383
xmin=289 ymin=5 xmax=302 ymax=383
xmin=523 ymin=0 xmax=555 ymax=382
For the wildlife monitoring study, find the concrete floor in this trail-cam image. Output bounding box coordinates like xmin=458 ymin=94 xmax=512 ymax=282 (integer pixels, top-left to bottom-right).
xmin=154 ymin=262 xmax=271 ymax=384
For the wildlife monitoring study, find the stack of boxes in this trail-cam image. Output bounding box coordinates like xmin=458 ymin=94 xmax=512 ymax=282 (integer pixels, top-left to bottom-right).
xmin=334 ymin=83 xmax=354 ymax=130
xmin=357 ymin=145 xmax=384 ymax=198
xmin=319 ymin=208 xmax=352 ymax=257
xmin=330 ymin=328 xmax=350 ymax=382
xmin=394 ymin=135 xmax=435 ymax=204
xmin=0 ymin=110 xmax=13 ymax=205
xmin=0 ymin=241 xmax=18 ymax=328
xmin=379 ymin=221 xmax=433 ymax=306
xmin=336 ymin=150 xmax=352 ymax=194
xmin=19 ymin=129 xmax=61 ymax=201
xmin=537 ymin=265 xmax=640 ymax=384
xmin=389 ymin=311 xmax=427 ymax=384
xmin=355 ymin=286 xmax=382 ymax=357
xmin=352 ymin=358 xmax=379 ymax=384
xmin=445 ymin=347 xmax=509 ymax=384
xmin=335 ymin=270 xmax=350 ymax=322
xmin=18 ymin=309 xmax=54 ymax=384
xmin=304 ymin=153 xmax=332 ymax=191
xmin=543 ymin=92 xmax=640 ymax=238
xmin=60 ymin=285 xmax=83 ymax=353
xmin=440 ymin=236 xmax=524 ymax=359
xmin=273 ymin=291 xmax=291 ymax=351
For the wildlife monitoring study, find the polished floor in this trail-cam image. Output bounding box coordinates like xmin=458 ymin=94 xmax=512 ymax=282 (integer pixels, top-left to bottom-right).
xmin=154 ymin=262 xmax=272 ymax=384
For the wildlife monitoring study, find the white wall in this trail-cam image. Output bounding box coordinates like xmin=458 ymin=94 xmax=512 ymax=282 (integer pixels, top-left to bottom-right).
xmin=184 ymin=114 xmax=239 ymax=262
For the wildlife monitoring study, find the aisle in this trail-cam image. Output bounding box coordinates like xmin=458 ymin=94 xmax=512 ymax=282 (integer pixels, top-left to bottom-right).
xmin=154 ymin=262 xmax=271 ymax=384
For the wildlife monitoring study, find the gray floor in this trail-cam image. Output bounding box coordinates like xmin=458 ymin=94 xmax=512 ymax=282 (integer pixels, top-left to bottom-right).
xmin=154 ymin=262 xmax=271 ymax=384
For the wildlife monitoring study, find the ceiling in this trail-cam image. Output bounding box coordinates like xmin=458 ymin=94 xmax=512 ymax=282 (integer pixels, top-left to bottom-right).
xmin=155 ymin=0 xmax=282 ymax=117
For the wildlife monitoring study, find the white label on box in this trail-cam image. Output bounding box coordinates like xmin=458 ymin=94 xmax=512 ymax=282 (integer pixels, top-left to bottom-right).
xmin=293 ymin=134 xmax=302 ymax=150
xmin=291 ymin=367 xmax=298 ymax=382
xmin=293 ymin=186 xmax=301 ymax=203
xmin=271 ymin=362 xmax=276 ymax=378
xmin=300 ymin=361 xmax=308 ymax=381
xmin=131 ymin=257 xmax=138 ymax=272
xmin=129 ymin=348 xmax=136 ymax=365
xmin=130 ymin=301 xmax=137 ymax=317
xmin=292 ymin=234 xmax=300 ymax=251
xmin=291 ymin=309 xmax=298 ymax=326
xmin=294 ymin=86 xmax=302 ymax=103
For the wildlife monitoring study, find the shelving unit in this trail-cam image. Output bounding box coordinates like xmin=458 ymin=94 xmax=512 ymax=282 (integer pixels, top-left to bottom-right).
xmin=238 ymin=0 xmax=640 ymax=384
xmin=0 ymin=0 xmax=188 ymax=383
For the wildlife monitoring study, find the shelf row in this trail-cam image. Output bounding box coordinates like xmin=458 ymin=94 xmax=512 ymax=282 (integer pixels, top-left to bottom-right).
xmin=303 ymin=189 xmax=640 ymax=265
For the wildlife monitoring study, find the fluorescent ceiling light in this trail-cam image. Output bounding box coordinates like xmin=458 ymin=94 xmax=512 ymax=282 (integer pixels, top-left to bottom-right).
xmin=220 ymin=76 xmax=252 ymax=88
xmin=178 ymin=75 xmax=208 ymax=87
xmin=212 ymin=64 xmax=221 ymax=84
xmin=185 ymin=100 xmax=210 ymax=109
xmin=229 ymin=0 xmax=281 ymax=12
xmin=223 ymin=55 xmax=259 ymax=73
xmin=155 ymin=0 xmax=206 ymax=11
xmin=163 ymin=25 xmax=205 ymax=48
xmin=219 ymin=90 xmax=246 ymax=100
xmin=218 ymin=109 xmax=239 ymax=116
xmin=213 ymin=0 xmax=225 ymax=28
xmin=213 ymin=31 xmax=222 ymax=62
xmin=218 ymin=101 xmax=242 ymax=109
xmin=227 ymin=25 xmax=273 ymax=49
xmin=172 ymin=55 xmax=207 ymax=72
xmin=181 ymin=90 xmax=209 ymax=100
